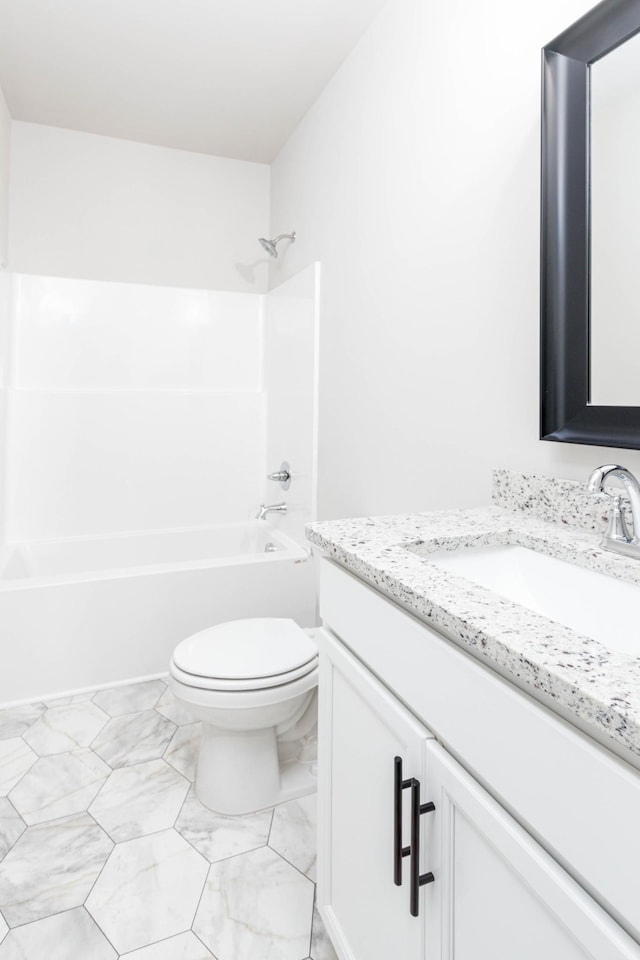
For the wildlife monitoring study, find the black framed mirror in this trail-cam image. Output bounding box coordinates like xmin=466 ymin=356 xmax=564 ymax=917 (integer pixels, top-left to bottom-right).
xmin=541 ymin=0 xmax=640 ymax=447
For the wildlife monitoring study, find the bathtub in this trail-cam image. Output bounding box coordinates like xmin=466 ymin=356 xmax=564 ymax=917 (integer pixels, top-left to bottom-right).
xmin=0 ymin=523 xmax=316 ymax=704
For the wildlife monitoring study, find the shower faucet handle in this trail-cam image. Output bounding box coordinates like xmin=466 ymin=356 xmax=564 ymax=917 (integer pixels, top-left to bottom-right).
xmin=267 ymin=461 xmax=291 ymax=490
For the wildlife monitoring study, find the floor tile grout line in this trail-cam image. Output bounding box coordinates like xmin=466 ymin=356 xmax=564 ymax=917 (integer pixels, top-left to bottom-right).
xmin=11 ymin=780 xmax=110 ymax=830
xmin=94 ymin=718 xmax=179 ymax=779
xmin=162 ymin=722 xmax=200 ymax=780
xmin=91 ymin=748 xmax=187 ymax=779
xmin=267 ymin=843 xmax=317 ymax=886
xmin=175 ymin=819 xmax=271 ymax=867
xmin=203 ymin=840 xmax=270 ymax=866
xmin=161 ymin=721 xmax=187 ymax=763
xmin=0 ymin=795 xmax=27 ymax=864
xmin=171 ymin=780 xmax=195 ymax=829
xmin=309 ymin=883 xmax=318 ymax=959
xmin=191 ymin=926 xmax=218 ymax=959
xmin=187 ymin=859 xmax=211 ymax=940
xmin=90 ymin=678 xmax=167 ymax=714
xmin=3 ymin=901 xmax=119 ymax=938
xmin=153 ymin=706 xmax=196 ymax=726
xmin=3 ymin=903 xmax=89 ymax=933
xmin=3 ymin=791 xmax=27 ymax=826
xmin=80 ymin=808 xmax=117 ymax=917
xmin=101 ymin=821 xmax=196 ymax=848
xmin=91 ymin=712 xmax=178 ymax=759
xmin=4 ymin=804 xmax=111 ymax=834
xmin=0 ymin=738 xmax=38 ymax=796
xmin=78 ymin=903 xmax=122 ymax=957
xmin=114 ymin=923 xmax=196 ymax=957
xmin=90 ymin=703 xmax=168 ymax=722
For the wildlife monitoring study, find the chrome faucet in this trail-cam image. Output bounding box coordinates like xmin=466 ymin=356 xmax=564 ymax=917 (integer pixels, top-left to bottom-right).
xmin=587 ymin=464 xmax=640 ymax=559
xmin=255 ymin=502 xmax=287 ymax=521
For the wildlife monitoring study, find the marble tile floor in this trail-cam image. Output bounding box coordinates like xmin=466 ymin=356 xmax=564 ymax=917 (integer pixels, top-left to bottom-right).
xmin=0 ymin=678 xmax=337 ymax=960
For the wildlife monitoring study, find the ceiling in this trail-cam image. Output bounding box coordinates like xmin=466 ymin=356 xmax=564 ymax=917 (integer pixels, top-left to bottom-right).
xmin=0 ymin=0 xmax=387 ymax=163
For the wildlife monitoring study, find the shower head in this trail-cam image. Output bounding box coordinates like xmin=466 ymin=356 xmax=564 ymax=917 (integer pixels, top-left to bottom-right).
xmin=258 ymin=232 xmax=296 ymax=258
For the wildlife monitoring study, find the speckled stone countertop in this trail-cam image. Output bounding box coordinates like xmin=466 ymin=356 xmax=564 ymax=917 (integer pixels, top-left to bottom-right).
xmin=306 ymin=470 xmax=640 ymax=764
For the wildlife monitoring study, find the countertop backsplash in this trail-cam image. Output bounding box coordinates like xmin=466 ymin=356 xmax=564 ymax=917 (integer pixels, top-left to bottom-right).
xmin=492 ymin=468 xmax=631 ymax=533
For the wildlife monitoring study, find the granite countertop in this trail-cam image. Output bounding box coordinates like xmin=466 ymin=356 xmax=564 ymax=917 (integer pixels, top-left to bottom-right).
xmin=306 ymin=470 xmax=640 ymax=764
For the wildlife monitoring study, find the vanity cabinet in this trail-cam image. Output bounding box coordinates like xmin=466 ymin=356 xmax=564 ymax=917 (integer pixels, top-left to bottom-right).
xmin=317 ymin=558 xmax=640 ymax=960
xmin=423 ymin=739 xmax=632 ymax=960
xmin=319 ymin=633 xmax=432 ymax=960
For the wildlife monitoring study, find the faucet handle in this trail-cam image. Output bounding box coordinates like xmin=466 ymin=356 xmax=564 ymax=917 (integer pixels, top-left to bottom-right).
xmin=604 ymin=495 xmax=632 ymax=544
xmin=267 ymin=461 xmax=291 ymax=490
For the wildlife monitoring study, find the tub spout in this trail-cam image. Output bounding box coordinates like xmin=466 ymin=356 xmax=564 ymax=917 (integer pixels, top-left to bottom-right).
xmin=256 ymin=502 xmax=287 ymax=521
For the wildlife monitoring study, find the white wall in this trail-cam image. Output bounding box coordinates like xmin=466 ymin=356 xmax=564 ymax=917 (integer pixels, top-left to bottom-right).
xmin=0 ymin=82 xmax=10 ymax=268
xmin=9 ymin=123 xmax=271 ymax=293
xmin=270 ymin=0 xmax=640 ymax=520
xmin=4 ymin=276 xmax=265 ymax=540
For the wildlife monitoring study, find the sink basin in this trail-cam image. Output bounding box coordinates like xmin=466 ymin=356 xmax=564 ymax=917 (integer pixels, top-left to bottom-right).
xmin=425 ymin=544 xmax=640 ymax=657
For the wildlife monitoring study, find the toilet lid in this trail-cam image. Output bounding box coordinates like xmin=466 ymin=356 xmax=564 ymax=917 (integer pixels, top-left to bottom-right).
xmin=173 ymin=618 xmax=318 ymax=682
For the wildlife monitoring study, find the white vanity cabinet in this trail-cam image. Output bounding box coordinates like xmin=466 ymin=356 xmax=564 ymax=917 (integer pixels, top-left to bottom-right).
xmin=319 ymin=633 xmax=433 ymax=960
xmin=317 ymin=558 xmax=640 ymax=960
xmin=423 ymin=739 xmax=634 ymax=960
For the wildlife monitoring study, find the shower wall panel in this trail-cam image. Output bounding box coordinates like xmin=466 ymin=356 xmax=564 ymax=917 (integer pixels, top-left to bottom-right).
xmin=0 ymin=272 xmax=11 ymax=541
xmin=263 ymin=263 xmax=319 ymax=546
xmin=4 ymin=275 xmax=265 ymax=541
xmin=7 ymin=390 xmax=263 ymax=540
xmin=13 ymin=278 xmax=262 ymax=390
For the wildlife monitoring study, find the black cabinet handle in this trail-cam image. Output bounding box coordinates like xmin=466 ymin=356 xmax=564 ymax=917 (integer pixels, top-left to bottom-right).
xmin=409 ymin=778 xmax=435 ymax=917
xmin=393 ymin=757 xmax=412 ymax=885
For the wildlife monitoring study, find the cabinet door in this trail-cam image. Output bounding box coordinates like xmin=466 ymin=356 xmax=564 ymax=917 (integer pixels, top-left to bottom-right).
xmin=318 ymin=628 xmax=434 ymax=960
xmin=424 ymin=741 xmax=640 ymax=960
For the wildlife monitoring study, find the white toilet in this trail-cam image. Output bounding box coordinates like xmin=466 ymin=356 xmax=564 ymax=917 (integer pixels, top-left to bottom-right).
xmin=169 ymin=617 xmax=318 ymax=815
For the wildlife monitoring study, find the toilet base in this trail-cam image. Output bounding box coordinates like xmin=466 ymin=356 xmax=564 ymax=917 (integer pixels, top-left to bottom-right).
xmin=195 ymin=723 xmax=317 ymax=816
xmin=277 ymin=756 xmax=317 ymax=807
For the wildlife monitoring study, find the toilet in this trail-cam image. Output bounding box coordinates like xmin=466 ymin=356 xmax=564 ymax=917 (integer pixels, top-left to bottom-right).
xmin=169 ymin=617 xmax=319 ymax=815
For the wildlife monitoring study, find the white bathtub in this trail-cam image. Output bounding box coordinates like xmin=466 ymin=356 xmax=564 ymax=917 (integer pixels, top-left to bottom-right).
xmin=0 ymin=523 xmax=316 ymax=704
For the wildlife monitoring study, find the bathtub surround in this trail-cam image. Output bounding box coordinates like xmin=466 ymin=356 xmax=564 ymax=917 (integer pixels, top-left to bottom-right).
xmin=0 ymin=267 xmax=319 ymax=702
xmin=264 ymin=264 xmax=320 ymax=546
xmin=1 ymin=271 xmax=318 ymax=541
xmin=0 ymin=272 xmax=10 ymax=544
xmin=0 ymin=678 xmax=333 ymax=959
xmin=306 ymin=469 xmax=640 ymax=765
xmin=0 ymin=82 xmax=9 ymax=268
xmin=5 ymin=277 xmax=264 ymax=540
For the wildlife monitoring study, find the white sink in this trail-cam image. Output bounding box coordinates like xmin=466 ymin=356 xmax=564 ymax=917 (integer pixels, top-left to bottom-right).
xmin=426 ymin=544 xmax=640 ymax=657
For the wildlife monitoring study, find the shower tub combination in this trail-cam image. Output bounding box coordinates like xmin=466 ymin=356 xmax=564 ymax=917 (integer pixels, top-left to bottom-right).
xmin=0 ymin=523 xmax=316 ymax=704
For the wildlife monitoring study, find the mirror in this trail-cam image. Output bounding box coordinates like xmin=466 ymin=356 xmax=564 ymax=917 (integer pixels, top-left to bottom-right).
xmin=591 ymin=29 xmax=640 ymax=405
xmin=540 ymin=0 xmax=640 ymax=446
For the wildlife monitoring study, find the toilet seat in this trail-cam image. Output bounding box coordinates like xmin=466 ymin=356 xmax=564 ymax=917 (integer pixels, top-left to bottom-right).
xmin=170 ymin=657 xmax=318 ymax=692
xmin=171 ymin=617 xmax=318 ymax=692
